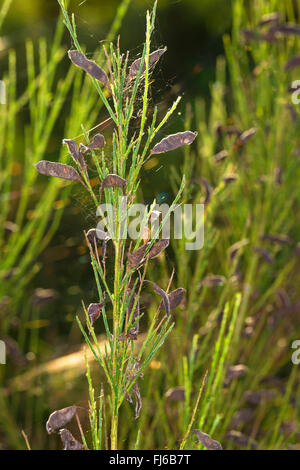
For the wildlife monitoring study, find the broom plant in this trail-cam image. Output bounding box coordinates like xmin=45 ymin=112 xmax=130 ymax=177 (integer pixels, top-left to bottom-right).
xmin=37 ymin=0 xmax=197 ymax=450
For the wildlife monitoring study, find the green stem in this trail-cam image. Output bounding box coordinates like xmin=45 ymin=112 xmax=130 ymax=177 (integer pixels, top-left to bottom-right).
xmin=110 ymin=402 xmax=119 ymax=450
xmin=111 ymin=228 xmax=122 ymax=449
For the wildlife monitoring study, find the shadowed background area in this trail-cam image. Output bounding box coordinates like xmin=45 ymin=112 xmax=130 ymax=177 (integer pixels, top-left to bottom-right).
xmin=2 ymin=0 xmax=231 ymax=95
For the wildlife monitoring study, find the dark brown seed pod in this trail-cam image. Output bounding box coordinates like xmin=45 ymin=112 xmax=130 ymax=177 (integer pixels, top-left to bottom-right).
xmin=63 ymin=139 xmax=79 ymax=159
xmin=243 ymin=29 xmax=261 ymax=42
xmin=253 ymin=247 xmax=274 ymax=264
xmin=147 ymin=281 xmax=170 ymax=315
xmin=236 ymin=127 xmax=257 ymax=145
xmin=148 ymin=238 xmax=169 ymax=259
xmin=128 ymin=243 xmax=149 ymax=268
xmin=269 ymin=23 xmax=300 ymax=37
xmin=160 ymin=287 xmax=186 ymax=310
xmin=192 ymin=430 xmax=223 ymax=450
xmin=63 ymin=139 xmax=87 ymax=173
xmin=169 ymin=287 xmax=186 ymax=309
xmin=275 ymin=166 xmax=283 ymax=185
xmin=68 ymin=50 xmax=111 ymax=90
xmin=128 ymin=239 xmax=169 ymax=269
xmin=87 ymin=301 xmax=105 ymax=325
xmin=201 ymin=275 xmax=226 ymax=287
xmin=46 ymin=406 xmax=78 ymax=434
xmin=228 ymin=239 xmax=249 ymax=261
xmin=213 ymin=149 xmax=228 ymax=162
xmin=285 ymin=55 xmax=300 ymax=71
xmin=244 ymin=389 xmax=276 ymax=405
xmin=131 ymin=382 xmax=142 ymax=419
xmin=261 ymin=233 xmax=293 ymax=245
xmin=243 ymin=29 xmax=277 ymax=44
xmin=240 ymin=128 xmax=257 ymax=142
xmin=165 ymin=386 xmax=185 ymax=402
xmin=129 ymin=47 xmax=167 ymax=78
xmin=225 ymin=364 xmax=248 ymax=385
xmin=100 ymin=174 xmax=127 ymax=194
xmin=126 ymin=289 xmax=140 ymax=340
xmin=223 ymin=173 xmax=237 ymax=184
xmin=59 ymin=429 xmax=84 ymax=450
xmin=151 ymin=131 xmax=197 ymax=155
xmin=80 ymin=133 xmax=106 ymax=153
xmin=198 ymin=177 xmax=213 ymax=204
xmin=225 ymin=430 xmax=258 ymax=449
xmin=32 ymin=288 xmax=58 ymax=306
xmin=258 ymin=12 xmax=282 ymax=27
xmin=35 ymin=160 xmax=82 ymax=183
xmin=125 ymin=359 xmax=142 ymax=419
xmin=86 ymin=228 xmax=111 ymax=244
xmin=230 ymin=409 xmax=254 ymax=428
xmin=223 ymin=125 xmax=242 ymax=137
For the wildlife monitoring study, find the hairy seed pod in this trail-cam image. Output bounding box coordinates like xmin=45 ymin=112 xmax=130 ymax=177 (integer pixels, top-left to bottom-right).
xmin=165 ymin=386 xmax=185 ymax=402
xmin=80 ymin=133 xmax=106 ymax=153
xmin=129 ymin=47 xmax=167 ymax=78
xmin=258 ymin=12 xmax=282 ymax=28
xmin=269 ymin=23 xmax=300 ymax=37
xmin=146 ymin=281 xmax=170 ymax=315
xmin=59 ymin=429 xmax=84 ymax=450
xmin=68 ymin=50 xmax=111 ymax=90
xmin=151 ymin=131 xmax=197 ymax=155
xmin=160 ymin=288 xmax=186 ymax=311
xmin=128 ymin=243 xmax=149 ymax=268
xmin=87 ymin=301 xmax=105 ymax=325
xmin=148 ymin=239 xmax=169 ymax=259
xmin=100 ymin=174 xmax=127 ymax=193
xmin=63 ymin=139 xmax=87 ymax=173
xmin=192 ymin=430 xmax=223 ymax=450
xmin=46 ymin=406 xmax=78 ymax=434
xmin=35 ymin=161 xmax=82 ymax=183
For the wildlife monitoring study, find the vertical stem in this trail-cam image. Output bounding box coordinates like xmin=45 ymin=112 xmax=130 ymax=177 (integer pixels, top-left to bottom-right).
xmin=110 ymin=400 xmax=118 ymax=450
xmin=111 ymin=226 xmax=121 ymax=449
